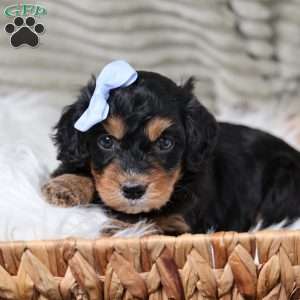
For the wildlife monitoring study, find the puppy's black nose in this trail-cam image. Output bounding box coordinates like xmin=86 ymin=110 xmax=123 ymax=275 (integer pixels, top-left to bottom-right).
xmin=122 ymin=184 xmax=146 ymax=200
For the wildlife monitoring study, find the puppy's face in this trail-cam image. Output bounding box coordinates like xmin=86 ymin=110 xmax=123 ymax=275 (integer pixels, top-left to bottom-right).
xmin=88 ymin=73 xmax=186 ymax=213
xmin=55 ymin=71 xmax=218 ymax=215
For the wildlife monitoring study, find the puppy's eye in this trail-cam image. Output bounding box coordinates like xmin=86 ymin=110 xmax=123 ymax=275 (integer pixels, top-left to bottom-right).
xmin=156 ymin=137 xmax=174 ymax=152
xmin=97 ymin=135 xmax=115 ymax=150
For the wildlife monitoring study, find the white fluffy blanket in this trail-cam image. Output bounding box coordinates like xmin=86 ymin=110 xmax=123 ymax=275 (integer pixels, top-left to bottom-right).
xmin=0 ymin=90 xmax=156 ymax=240
xmin=1 ymin=90 xmax=300 ymax=241
xmin=0 ymin=90 xmax=110 ymax=240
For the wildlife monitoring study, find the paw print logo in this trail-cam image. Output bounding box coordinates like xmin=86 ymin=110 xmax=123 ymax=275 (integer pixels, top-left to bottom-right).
xmin=4 ymin=16 xmax=45 ymax=48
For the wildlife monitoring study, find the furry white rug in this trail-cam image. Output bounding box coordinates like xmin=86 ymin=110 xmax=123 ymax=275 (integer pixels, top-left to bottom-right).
xmin=1 ymin=89 xmax=300 ymax=241
xmin=0 ymin=90 xmax=157 ymax=240
xmin=0 ymin=144 xmax=109 ymax=240
xmin=0 ymin=90 xmax=109 ymax=240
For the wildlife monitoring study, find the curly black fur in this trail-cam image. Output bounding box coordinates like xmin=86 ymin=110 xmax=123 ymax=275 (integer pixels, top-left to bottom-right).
xmin=51 ymin=70 xmax=300 ymax=233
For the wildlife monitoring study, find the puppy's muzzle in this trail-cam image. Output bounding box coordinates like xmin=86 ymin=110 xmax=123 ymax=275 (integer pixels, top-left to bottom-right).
xmin=122 ymin=183 xmax=147 ymax=200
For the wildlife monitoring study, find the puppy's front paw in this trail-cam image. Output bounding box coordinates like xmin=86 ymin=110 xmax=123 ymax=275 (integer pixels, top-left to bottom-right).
xmin=42 ymin=174 xmax=95 ymax=207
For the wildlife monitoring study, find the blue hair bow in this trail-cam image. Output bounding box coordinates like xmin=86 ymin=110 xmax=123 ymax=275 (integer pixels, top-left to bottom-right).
xmin=74 ymin=60 xmax=138 ymax=132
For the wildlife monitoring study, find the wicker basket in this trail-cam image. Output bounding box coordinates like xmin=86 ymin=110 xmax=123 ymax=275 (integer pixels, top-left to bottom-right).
xmin=1 ymin=230 xmax=300 ymax=299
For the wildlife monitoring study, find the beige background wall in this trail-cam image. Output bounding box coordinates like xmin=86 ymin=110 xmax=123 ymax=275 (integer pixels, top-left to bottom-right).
xmin=1 ymin=0 xmax=300 ymax=113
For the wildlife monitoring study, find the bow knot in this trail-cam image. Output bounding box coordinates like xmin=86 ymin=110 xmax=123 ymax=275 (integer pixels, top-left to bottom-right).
xmin=74 ymin=60 xmax=138 ymax=132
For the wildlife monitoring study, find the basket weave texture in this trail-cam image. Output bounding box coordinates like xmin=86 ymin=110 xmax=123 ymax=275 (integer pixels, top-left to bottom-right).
xmin=1 ymin=231 xmax=300 ymax=299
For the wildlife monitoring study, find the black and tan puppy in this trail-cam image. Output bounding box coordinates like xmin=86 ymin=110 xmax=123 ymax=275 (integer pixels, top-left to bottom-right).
xmin=42 ymin=71 xmax=300 ymax=235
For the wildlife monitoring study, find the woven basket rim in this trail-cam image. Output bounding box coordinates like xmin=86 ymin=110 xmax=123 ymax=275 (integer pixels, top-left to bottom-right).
xmin=1 ymin=229 xmax=300 ymax=299
xmin=0 ymin=228 xmax=298 ymax=244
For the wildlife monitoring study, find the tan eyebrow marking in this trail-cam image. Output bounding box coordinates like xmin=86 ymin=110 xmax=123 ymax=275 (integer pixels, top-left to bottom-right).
xmin=103 ymin=116 xmax=126 ymax=140
xmin=146 ymin=117 xmax=173 ymax=142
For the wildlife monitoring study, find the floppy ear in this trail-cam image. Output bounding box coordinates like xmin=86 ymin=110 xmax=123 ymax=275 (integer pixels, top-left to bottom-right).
xmin=181 ymin=78 xmax=219 ymax=172
xmin=53 ymin=77 xmax=96 ymax=167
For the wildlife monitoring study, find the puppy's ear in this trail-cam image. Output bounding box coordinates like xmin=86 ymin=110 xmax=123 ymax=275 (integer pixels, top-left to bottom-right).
xmin=53 ymin=77 xmax=96 ymax=167
xmin=181 ymin=78 xmax=219 ymax=172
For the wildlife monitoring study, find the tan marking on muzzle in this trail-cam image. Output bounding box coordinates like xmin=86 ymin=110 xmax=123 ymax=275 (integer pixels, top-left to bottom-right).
xmin=91 ymin=162 xmax=181 ymax=214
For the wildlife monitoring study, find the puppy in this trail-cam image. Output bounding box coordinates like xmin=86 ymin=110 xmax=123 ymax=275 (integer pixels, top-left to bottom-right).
xmin=42 ymin=71 xmax=300 ymax=235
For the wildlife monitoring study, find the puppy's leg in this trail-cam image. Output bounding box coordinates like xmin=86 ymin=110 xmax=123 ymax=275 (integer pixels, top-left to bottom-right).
xmin=42 ymin=174 xmax=95 ymax=207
